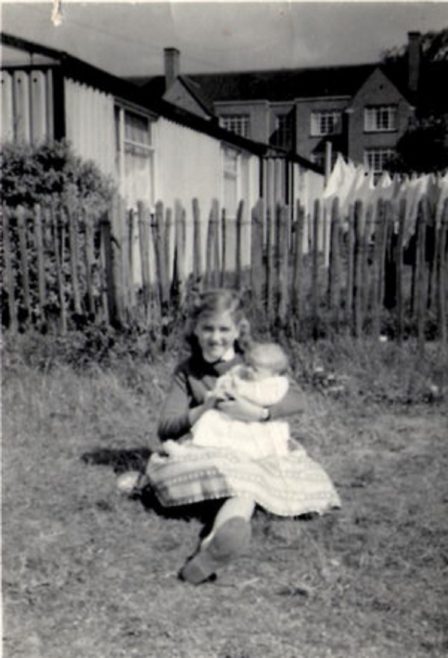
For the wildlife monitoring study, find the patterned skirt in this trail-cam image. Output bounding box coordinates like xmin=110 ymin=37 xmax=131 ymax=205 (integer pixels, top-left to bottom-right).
xmin=146 ymin=441 xmax=341 ymax=517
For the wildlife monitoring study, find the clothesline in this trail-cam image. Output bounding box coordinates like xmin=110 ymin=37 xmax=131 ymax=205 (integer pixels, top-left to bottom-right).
xmin=323 ymin=153 xmax=448 ymax=236
xmin=300 ymin=153 xmax=448 ymax=265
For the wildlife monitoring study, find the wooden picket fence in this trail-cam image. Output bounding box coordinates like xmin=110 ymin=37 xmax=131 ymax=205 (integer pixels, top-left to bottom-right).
xmin=1 ymin=194 xmax=447 ymax=345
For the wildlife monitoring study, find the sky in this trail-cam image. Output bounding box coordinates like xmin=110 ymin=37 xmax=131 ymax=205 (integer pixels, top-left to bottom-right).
xmin=1 ymin=1 xmax=448 ymax=78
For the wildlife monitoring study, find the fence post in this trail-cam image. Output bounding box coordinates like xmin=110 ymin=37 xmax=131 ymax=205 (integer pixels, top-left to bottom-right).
xmin=345 ymin=203 xmax=355 ymax=332
xmin=250 ymin=199 xmax=264 ymax=310
xmin=2 ymin=206 xmax=18 ymax=332
xmin=83 ymin=210 xmax=95 ymax=318
xmin=152 ymin=201 xmax=168 ymax=308
xmin=416 ymin=197 xmax=428 ymax=353
xmin=16 ymin=205 xmax=32 ymax=324
xmin=371 ymin=198 xmax=387 ymax=338
xmin=205 ymin=199 xmax=220 ymax=289
xmin=327 ymin=197 xmax=342 ymax=331
xmin=437 ymin=199 xmax=448 ymax=346
xmin=67 ymin=205 xmax=82 ymax=315
xmin=311 ymin=199 xmax=320 ymax=339
xmin=127 ymin=209 xmax=136 ymax=311
xmin=110 ymin=194 xmax=125 ymax=324
xmin=235 ymin=200 xmax=244 ymax=288
xmin=51 ymin=204 xmax=67 ymax=334
xmin=265 ymin=205 xmax=274 ymax=319
xmin=137 ymin=201 xmax=151 ymax=321
xmin=205 ymin=203 xmax=213 ymax=289
xmin=221 ymin=208 xmax=227 ymax=286
xmin=361 ymin=203 xmax=374 ymax=320
xmin=213 ymin=199 xmax=221 ymax=287
xmin=192 ymin=198 xmax=202 ymax=283
xmin=276 ymin=203 xmax=289 ymax=326
xmin=292 ymin=201 xmax=305 ymax=324
xmin=173 ymin=200 xmax=187 ymax=302
xmin=395 ymin=198 xmax=406 ymax=345
xmin=164 ymin=206 xmax=173 ymax=298
xmin=353 ymin=200 xmax=365 ymax=337
xmin=33 ymin=204 xmax=47 ymax=326
xmin=100 ymin=213 xmax=117 ymax=326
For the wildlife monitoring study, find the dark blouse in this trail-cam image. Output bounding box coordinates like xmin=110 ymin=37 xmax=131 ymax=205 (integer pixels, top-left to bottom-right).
xmin=158 ymin=353 xmax=306 ymax=441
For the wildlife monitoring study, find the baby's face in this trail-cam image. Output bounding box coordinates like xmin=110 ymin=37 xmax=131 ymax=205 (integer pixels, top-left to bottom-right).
xmin=241 ymin=359 xmax=276 ymax=381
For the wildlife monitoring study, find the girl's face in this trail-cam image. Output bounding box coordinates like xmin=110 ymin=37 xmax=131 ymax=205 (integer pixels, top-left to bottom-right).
xmin=194 ymin=311 xmax=240 ymax=362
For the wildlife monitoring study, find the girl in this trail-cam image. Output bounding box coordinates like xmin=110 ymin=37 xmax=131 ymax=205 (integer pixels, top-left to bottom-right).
xmin=166 ymin=341 xmax=293 ymax=459
xmin=124 ymin=289 xmax=340 ymax=585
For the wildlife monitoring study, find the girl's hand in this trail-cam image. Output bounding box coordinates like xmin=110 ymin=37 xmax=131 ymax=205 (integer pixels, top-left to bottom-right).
xmin=216 ymin=395 xmax=265 ymax=422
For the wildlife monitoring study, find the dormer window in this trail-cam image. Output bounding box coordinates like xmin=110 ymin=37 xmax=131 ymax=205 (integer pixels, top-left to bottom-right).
xmin=310 ymin=111 xmax=342 ymax=137
xmin=220 ymin=115 xmax=250 ymax=138
xmin=364 ymin=105 xmax=397 ymax=132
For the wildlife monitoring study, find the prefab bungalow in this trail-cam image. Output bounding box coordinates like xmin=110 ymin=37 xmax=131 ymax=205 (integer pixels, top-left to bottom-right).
xmin=1 ymin=32 xmax=324 ymax=282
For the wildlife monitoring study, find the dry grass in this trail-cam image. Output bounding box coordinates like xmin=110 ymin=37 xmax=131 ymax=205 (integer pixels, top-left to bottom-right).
xmin=2 ymin=335 xmax=448 ymax=658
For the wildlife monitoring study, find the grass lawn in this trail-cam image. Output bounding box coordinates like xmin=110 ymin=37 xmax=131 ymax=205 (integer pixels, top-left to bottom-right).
xmin=2 ymin=335 xmax=448 ymax=658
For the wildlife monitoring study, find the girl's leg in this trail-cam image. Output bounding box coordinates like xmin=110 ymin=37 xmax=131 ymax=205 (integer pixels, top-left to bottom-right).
xmin=180 ymin=497 xmax=254 ymax=584
xmin=202 ymin=496 xmax=255 ymax=547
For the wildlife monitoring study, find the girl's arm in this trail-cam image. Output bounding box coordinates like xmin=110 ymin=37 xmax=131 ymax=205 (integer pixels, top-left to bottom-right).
xmin=157 ymin=366 xmax=216 ymax=441
xmin=217 ymin=378 xmax=306 ymax=422
xmin=268 ymin=380 xmax=307 ymax=419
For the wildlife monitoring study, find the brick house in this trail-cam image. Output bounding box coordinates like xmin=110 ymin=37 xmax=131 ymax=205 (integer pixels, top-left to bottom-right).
xmin=132 ymin=32 xmax=447 ymax=178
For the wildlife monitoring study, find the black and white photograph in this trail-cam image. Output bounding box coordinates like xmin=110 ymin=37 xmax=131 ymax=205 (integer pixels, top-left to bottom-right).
xmin=1 ymin=1 xmax=448 ymax=656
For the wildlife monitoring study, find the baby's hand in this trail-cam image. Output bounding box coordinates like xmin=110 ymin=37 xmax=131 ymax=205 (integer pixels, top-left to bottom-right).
xmin=216 ymin=379 xmax=236 ymax=399
xmin=204 ymin=391 xmax=220 ymax=409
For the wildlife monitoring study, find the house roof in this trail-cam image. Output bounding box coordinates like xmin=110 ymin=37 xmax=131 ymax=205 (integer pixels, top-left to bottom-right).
xmin=0 ymin=32 xmax=322 ymax=172
xmin=129 ymin=58 xmax=448 ymax=111
xmin=130 ymin=63 xmax=411 ymax=105
xmin=190 ymin=64 xmax=379 ymax=103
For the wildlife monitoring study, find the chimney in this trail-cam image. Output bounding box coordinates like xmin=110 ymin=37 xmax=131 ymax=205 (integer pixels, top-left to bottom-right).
xmin=407 ymin=31 xmax=421 ymax=93
xmin=164 ymin=47 xmax=180 ymax=90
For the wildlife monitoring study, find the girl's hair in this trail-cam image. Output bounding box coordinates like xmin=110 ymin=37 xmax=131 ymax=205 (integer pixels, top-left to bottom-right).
xmin=185 ymin=288 xmax=251 ymax=354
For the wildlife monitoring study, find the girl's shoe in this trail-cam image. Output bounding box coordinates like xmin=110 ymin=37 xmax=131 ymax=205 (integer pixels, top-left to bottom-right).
xmin=116 ymin=471 xmax=148 ymax=497
xmin=179 ymin=516 xmax=251 ymax=585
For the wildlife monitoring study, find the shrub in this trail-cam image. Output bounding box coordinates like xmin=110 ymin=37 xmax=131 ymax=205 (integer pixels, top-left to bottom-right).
xmin=1 ymin=140 xmax=117 ymax=328
xmin=0 ymin=139 xmax=115 ymax=216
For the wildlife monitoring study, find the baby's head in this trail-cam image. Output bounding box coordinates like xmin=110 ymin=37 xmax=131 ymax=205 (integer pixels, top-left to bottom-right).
xmin=242 ymin=343 xmax=289 ymax=381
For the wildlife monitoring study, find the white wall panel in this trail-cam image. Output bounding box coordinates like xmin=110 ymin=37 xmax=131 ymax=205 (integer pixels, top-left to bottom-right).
xmin=13 ymin=71 xmax=31 ymax=142
xmin=30 ymin=70 xmax=47 ymax=144
xmin=1 ymin=71 xmax=14 ymax=142
xmin=64 ymin=78 xmax=115 ymax=178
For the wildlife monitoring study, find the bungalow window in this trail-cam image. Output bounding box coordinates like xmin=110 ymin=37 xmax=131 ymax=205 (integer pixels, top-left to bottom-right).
xmin=364 ymin=105 xmax=397 ymax=132
xmin=115 ymin=106 xmax=155 ymax=208
xmin=271 ymin=114 xmax=293 ymax=150
xmin=223 ymin=147 xmax=239 ymax=218
xmin=220 ymin=115 xmax=250 ymax=138
xmin=310 ymin=111 xmax=341 ymax=137
xmin=364 ymin=148 xmax=394 ymax=176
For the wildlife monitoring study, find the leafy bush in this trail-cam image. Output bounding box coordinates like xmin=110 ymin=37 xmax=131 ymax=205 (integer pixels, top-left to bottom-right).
xmin=1 ymin=140 xmax=117 ymax=328
xmin=0 ymin=139 xmax=115 ymax=215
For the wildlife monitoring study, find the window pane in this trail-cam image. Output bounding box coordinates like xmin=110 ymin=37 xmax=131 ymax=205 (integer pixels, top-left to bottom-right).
xmin=221 ymin=115 xmax=249 ymax=138
xmin=310 ymin=111 xmax=341 ymax=136
xmin=271 ymin=114 xmax=293 ymax=148
xmin=364 ymin=148 xmax=394 ymax=174
xmin=364 ymin=106 xmax=397 ymax=132
xmin=124 ymin=111 xmax=151 ymax=146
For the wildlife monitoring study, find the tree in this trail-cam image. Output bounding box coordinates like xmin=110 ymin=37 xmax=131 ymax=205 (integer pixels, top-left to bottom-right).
xmin=382 ymin=27 xmax=448 ymax=64
xmin=382 ymin=28 xmax=448 ymax=174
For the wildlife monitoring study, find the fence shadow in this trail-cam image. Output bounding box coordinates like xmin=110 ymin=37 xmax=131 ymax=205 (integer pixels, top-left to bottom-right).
xmin=81 ymin=446 xmax=153 ymax=474
xmin=80 ymin=446 xmax=222 ymax=530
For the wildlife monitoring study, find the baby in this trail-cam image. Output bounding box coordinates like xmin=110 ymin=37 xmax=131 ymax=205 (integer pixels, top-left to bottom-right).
xmin=166 ymin=342 xmax=292 ymax=460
